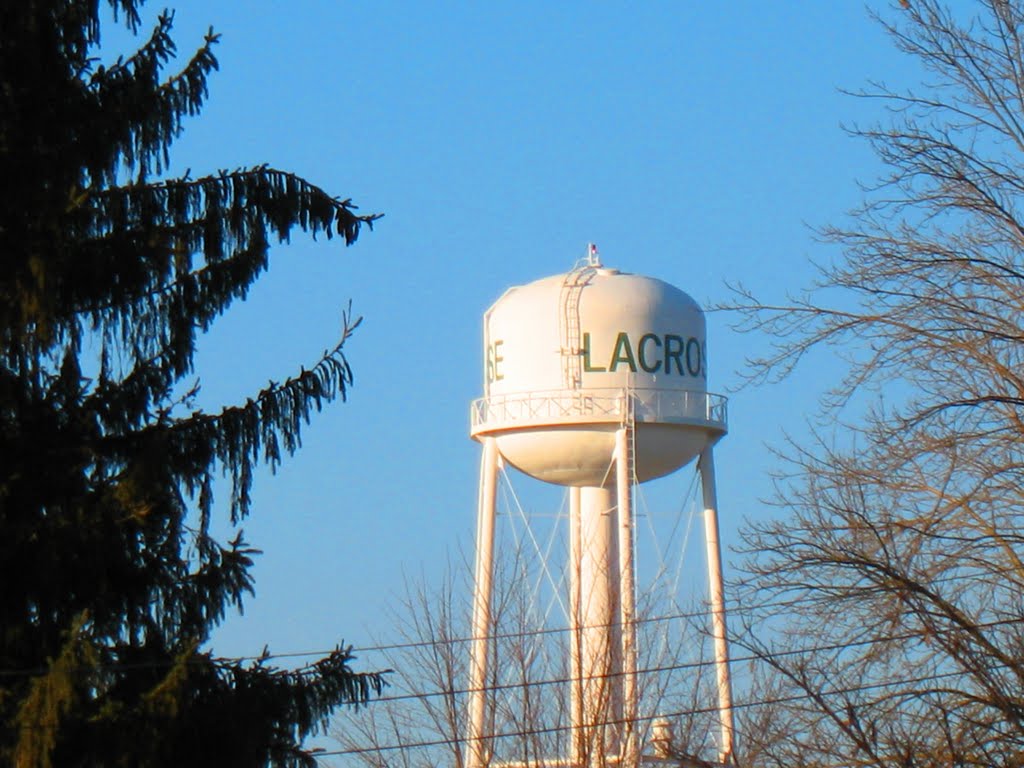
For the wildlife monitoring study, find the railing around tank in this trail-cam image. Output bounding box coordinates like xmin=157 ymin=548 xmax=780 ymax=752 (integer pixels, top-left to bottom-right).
xmin=470 ymin=387 xmax=728 ymax=434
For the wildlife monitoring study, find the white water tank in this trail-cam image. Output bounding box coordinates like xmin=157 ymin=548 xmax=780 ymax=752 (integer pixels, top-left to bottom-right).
xmin=470 ymin=261 xmax=726 ymax=486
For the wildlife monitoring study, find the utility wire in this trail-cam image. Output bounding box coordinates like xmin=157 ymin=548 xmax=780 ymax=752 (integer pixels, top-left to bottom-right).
xmin=10 ymin=613 xmax=1022 ymax=734
xmin=322 ymin=665 xmax=985 ymax=759
xmin=254 ymin=557 xmax=1024 ymax=661
xmin=239 ymin=557 xmax=1024 ymax=660
xmin=0 ymin=605 xmax=730 ymax=678
xmin=349 ymin=614 xmax=1024 ymax=707
xmin=3 ymin=585 xmax=1023 ymax=679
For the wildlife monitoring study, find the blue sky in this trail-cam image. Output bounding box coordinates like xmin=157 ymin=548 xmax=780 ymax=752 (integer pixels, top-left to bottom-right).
xmin=104 ymin=0 xmax=928 ymax=678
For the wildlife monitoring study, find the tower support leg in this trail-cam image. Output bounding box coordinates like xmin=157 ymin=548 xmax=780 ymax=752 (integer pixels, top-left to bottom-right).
xmin=616 ymin=427 xmax=639 ymax=768
xmin=569 ymin=486 xmax=583 ymax=766
xmin=577 ymin=485 xmax=622 ymax=767
xmin=699 ymin=447 xmax=735 ymax=765
xmin=467 ymin=437 xmax=499 ymax=768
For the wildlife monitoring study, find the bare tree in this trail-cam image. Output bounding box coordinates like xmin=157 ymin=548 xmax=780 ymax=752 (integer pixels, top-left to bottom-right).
xmin=724 ymin=2 xmax=1024 ymax=766
xmin=330 ymin=480 xmax=728 ymax=767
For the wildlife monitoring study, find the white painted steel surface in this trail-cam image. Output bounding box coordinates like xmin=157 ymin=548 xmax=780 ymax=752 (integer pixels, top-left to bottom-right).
xmin=467 ymin=438 xmax=499 ymax=768
xmin=577 ymin=486 xmax=622 ymax=758
xmin=616 ymin=426 xmax=639 ymax=768
xmin=483 ymin=270 xmax=706 ymax=397
xmin=568 ymin=487 xmax=583 ymax=766
xmin=700 ymin=448 xmax=735 ymax=765
xmin=472 ymin=387 xmax=726 ymax=486
xmin=475 ymin=267 xmax=726 ymax=486
xmin=468 ymin=260 xmax=735 ymax=768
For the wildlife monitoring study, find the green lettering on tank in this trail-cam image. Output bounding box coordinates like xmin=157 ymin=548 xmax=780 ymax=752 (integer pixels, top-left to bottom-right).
xmin=582 ymin=333 xmax=606 ymax=372
xmin=685 ymin=338 xmax=701 ymax=377
xmin=664 ymin=334 xmax=684 ymax=375
xmin=486 ymin=340 xmax=505 ymax=383
xmin=492 ymin=340 xmax=504 ymax=381
xmin=638 ymin=333 xmax=662 ymax=373
xmin=609 ymin=332 xmax=637 ymax=372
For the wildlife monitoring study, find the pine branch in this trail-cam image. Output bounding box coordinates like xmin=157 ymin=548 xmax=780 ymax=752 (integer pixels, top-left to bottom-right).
xmin=12 ymin=614 xmax=98 ymax=768
xmin=99 ymin=309 xmax=362 ymax=525
xmin=83 ymin=11 xmax=221 ymax=182
xmin=3 ymin=167 xmax=377 ymax=370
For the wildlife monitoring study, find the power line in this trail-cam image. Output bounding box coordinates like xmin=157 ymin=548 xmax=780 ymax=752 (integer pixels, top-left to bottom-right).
xmin=243 ymin=559 xmax=1024 ymax=661
xmin=3 ymin=589 xmax=1022 ymax=680
xmin=256 ymin=563 xmax=1024 ymax=661
xmin=322 ymin=665 xmax=985 ymax=760
xmin=349 ymin=615 xmax=1024 ymax=708
xmin=0 ymin=604 xmax=731 ymax=679
xmin=11 ymin=614 xmax=1023 ymax=735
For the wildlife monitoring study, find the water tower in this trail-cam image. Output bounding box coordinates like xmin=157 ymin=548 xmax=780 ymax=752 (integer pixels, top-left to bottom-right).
xmin=467 ymin=246 xmax=734 ymax=768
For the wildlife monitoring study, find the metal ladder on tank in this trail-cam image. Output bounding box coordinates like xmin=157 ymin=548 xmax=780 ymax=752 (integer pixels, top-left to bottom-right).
xmin=559 ymin=271 xmax=594 ymax=391
xmin=559 ymin=245 xmax=600 ymax=391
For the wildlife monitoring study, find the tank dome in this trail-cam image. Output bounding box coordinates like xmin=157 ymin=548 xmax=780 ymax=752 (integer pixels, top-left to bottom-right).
xmin=471 ymin=261 xmax=726 ymax=486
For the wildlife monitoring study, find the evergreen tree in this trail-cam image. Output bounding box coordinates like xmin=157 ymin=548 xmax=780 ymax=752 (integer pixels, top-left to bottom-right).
xmin=0 ymin=2 xmax=384 ymax=765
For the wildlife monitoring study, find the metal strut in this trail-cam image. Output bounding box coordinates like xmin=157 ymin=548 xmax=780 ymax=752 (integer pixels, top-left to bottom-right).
xmin=617 ymin=385 xmax=639 ymax=768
